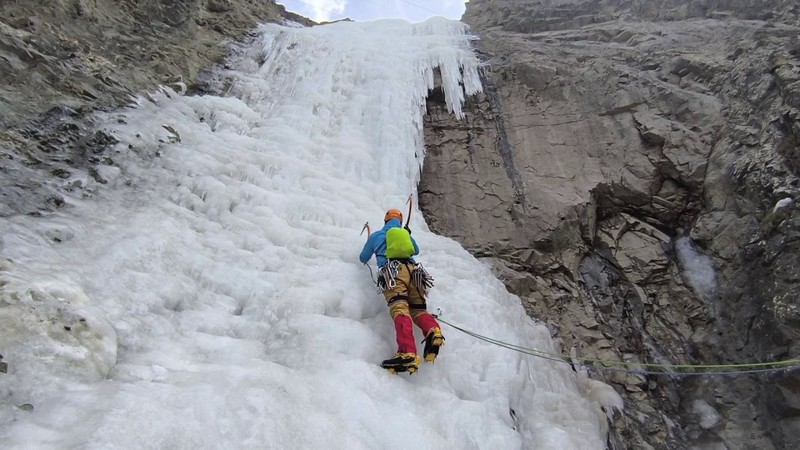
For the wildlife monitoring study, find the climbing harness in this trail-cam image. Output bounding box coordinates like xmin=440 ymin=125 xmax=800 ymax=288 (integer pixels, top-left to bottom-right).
xmin=410 ymin=262 xmax=434 ymax=294
xmin=377 ymin=260 xmax=434 ymax=294
xmin=432 ymin=312 xmax=800 ymax=377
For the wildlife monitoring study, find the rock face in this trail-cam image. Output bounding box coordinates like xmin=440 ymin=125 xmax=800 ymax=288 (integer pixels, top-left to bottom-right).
xmin=420 ymin=1 xmax=800 ymax=449
xmin=466 ymin=0 xmax=800 ymax=32
xmin=0 ymin=0 xmax=311 ymax=216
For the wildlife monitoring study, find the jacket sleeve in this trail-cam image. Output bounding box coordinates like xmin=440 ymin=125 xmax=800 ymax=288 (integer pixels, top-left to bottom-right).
xmin=410 ymin=235 xmax=420 ymax=256
xmin=359 ymin=235 xmax=375 ymax=264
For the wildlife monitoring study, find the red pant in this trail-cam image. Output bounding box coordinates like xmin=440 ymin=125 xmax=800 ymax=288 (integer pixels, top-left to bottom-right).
xmin=382 ymin=262 xmax=439 ymax=354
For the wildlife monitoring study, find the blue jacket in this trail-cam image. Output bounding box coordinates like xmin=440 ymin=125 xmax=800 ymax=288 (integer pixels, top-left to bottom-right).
xmin=359 ymin=218 xmax=419 ymax=268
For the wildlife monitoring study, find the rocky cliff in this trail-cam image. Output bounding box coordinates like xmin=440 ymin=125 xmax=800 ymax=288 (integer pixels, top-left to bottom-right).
xmin=419 ymin=0 xmax=800 ymax=449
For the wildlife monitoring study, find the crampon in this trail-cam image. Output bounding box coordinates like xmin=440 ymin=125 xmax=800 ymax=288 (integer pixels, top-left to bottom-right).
xmin=381 ymin=352 xmax=420 ymax=375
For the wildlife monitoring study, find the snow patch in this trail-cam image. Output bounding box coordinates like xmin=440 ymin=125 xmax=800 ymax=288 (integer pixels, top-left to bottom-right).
xmin=675 ymin=235 xmax=717 ymax=303
xmin=691 ymin=399 xmax=722 ymax=429
xmin=773 ymin=197 xmax=793 ymax=212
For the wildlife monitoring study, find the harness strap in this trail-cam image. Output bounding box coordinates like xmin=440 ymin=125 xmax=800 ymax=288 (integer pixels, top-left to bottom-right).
xmin=388 ymin=258 xmax=414 ymax=264
xmin=388 ymin=294 xmax=409 ymax=305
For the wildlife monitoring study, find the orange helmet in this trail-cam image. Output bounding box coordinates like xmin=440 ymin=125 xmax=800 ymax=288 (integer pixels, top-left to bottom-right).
xmin=384 ymin=208 xmax=403 ymax=223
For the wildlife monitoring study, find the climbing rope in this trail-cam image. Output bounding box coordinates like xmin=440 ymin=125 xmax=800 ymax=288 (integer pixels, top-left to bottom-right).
xmin=434 ymin=315 xmax=800 ymax=377
xmin=364 ymin=263 xmax=379 ymax=288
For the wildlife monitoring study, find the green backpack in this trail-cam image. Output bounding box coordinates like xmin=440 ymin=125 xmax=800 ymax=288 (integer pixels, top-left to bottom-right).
xmin=385 ymin=227 xmax=415 ymax=259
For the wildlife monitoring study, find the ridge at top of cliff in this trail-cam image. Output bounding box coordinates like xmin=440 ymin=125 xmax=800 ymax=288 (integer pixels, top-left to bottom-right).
xmin=463 ymin=0 xmax=800 ymax=33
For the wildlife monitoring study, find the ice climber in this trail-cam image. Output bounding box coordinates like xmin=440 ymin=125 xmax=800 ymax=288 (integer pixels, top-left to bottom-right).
xmin=359 ymin=208 xmax=444 ymax=374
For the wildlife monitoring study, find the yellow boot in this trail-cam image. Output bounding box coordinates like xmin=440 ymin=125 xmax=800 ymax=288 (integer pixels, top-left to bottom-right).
xmin=422 ymin=328 xmax=445 ymax=363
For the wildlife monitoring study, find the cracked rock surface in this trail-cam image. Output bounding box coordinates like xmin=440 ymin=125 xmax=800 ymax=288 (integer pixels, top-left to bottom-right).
xmin=421 ymin=1 xmax=800 ymax=449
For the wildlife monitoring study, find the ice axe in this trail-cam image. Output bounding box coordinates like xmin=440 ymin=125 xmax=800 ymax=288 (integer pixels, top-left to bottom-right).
xmin=404 ymin=194 xmax=413 ymax=228
xmin=360 ymin=221 xmax=371 ymax=239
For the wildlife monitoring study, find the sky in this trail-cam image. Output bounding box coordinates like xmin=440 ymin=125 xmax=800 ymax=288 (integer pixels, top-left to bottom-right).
xmin=278 ymin=0 xmax=467 ymax=23
xmin=0 ymin=16 xmax=618 ymax=449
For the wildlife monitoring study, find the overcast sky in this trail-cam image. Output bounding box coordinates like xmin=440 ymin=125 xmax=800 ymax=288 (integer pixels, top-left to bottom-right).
xmin=277 ymin=0 xmax=467 ymax=23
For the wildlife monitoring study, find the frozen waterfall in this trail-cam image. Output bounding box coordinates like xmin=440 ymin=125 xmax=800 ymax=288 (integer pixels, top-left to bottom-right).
xmin=0 ymin=18 xmax=612 ymax=449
